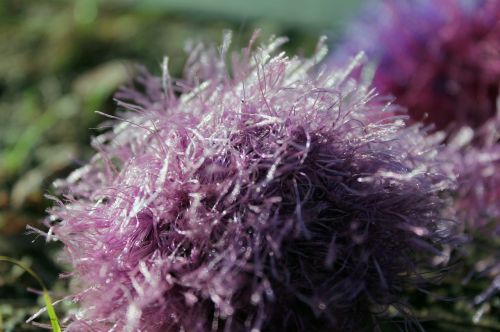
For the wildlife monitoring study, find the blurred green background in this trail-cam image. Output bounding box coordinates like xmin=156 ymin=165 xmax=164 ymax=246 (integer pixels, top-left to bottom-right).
xmin=0 ymin=1 xmax=498 ymax=331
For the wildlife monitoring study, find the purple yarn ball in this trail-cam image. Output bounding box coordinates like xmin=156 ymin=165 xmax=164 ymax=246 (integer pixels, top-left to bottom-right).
xmin=48 ymin=33 xmax=456 ymax=331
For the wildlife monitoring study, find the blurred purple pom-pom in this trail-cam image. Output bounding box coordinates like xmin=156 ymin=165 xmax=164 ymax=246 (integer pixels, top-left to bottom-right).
xmin=48 ymin=33 xmax=456 ymax=331
xmin=334 ymin=0 xmax=500 ymax=134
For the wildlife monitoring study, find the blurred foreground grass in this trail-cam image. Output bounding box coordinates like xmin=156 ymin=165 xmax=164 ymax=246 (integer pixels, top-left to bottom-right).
xmin=0 ymin=1 xmax=498 ymax=331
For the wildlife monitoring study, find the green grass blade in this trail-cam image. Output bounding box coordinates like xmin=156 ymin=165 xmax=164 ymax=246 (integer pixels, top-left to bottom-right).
xmin=43 ymin=292 xmax=62 ymax=332
xmin=0 ymin=256 xmax=62 ymax=332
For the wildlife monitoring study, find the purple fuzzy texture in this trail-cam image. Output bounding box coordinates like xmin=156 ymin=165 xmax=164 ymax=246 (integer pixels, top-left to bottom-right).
xmin=445 ymin=118 xmax=500 ymax=232
xmin=334 ymin=0 xmax=500 ymax=134
xmin=48 ymin=33 xmax=455 ymax=331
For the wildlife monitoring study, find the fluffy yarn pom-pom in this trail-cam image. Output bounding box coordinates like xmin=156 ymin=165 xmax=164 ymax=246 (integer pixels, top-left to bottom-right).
xmin=48 ymin=33 xmax=455 ymax=331
xmin=333 ymin=0 xmax=500 ymax=134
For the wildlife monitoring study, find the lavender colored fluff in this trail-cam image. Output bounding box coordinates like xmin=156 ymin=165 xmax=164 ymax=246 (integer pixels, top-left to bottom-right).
xmin=334 ymin=0 xmax=500 ymax=134
xmin=445 ymin=118 xmax=500 ymax=305
xmin=47 ymin=33 xmax=455 ymax=331
xmin=445 ymin=119 xmax=500 ymax=232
